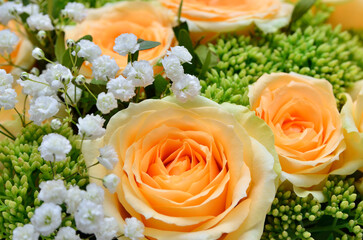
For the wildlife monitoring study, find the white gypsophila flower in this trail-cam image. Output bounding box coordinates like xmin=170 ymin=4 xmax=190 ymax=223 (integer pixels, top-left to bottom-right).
xmin=95 ymin=217 xmax=119 ymax=240
xmin=62 ymin=83 xmax=82 ymax=105
xmin=55 ymin=227 xmax=81 ymax=240
xmin=61 ymin=2 xmax=86 ymax=23
xmin=31 ymin=203 xmax=62 ymax=236
xmin=85 ymin=183 xmax=104 ymax=205
xmin=29 ymin=96 xmax=59 ymax=125
xmin=38 ymin=180 xmax=67 ymax=205
xmin=0 ymin=29 xmax=19 ymax=55
xmin=32 ymin=47 xmax=44 ymax=60
xmin=27 ymin=13 xmax=54 ymax=31
xmin=0 ymin=2 xmax=21 ymax=25
xmin=0 ymin=69 xmax=13 ymax=90
xmin=91 ymin=55 xmax=119 ymax=81
xmin=0 ymin=88 xmax=17 ymax=110
xmin=123 ymin=61 xmax=154 ymax=87
xmin=12 ymin=224 xmax=39 ymax=240
xmin=65 ymin=185 xmax=86 ymax=214
xmin=124 ymin=217 xmax=145 ymax=240
xmin=171 ymin=74 xmax=201 ymax=103
xmin=96 ymin=92 xmax=117 ymax=114
xmin=17 ymin=74 xmax=55 ymax=98
xmin=75 ymin=200 xmax=104 ymax=234
xmin=77 ymin=114 xmax=106 ymax=140
xmin=161 ymin=55 xmax=184 ymax=81
xmin=44 ymin=64 xmax=73 ymax=91
xmin=106 ymin=75 xmax=135 ymax=102
xmin=50 ymin=119 xmax=62 ymax=130
xmin=97 ymin=145 xmax=119 ymax=170
xmin=113 ymin=33 xmax=139 ymax=56
xmin=103 ymin=174 xmax=120 ymax=194
xmin=38 ymin=133 xmax=72 ymax=162
xmin=167 ymin=46 xmax=192 ymax=64
xmin=74 ymin=39 xmax=101 ymax=62
xmin=20 ymin=4 xmax=39 ymax=15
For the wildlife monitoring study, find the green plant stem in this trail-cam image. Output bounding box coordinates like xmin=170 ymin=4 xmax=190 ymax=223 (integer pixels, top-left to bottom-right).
xmin=82 ymin=82 xmax=98 ymax=101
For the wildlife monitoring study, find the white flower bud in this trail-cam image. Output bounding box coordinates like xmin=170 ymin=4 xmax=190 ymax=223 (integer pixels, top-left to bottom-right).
xmin=50 ymin=119 xmax=62 ymax=130
xmin=32 ymin=47 xmax=45 ymax=60
xmin=103 ymin=174 xmax=120 ymax=194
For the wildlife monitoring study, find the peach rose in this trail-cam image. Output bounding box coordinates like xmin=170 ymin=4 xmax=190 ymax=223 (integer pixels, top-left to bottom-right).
xmin=0 ymin=22 xmax=33 ymax=76
xmin=326 ymin=0 xmax=363 ymax=30
xmin=341 ymin=80 xmax=363 ymax=172
xmin=248 ymin=73 xmax=360 ymax=200
xmin=160 ymin=0 xmax=293 ymax=34
xmin=66 ymin=1 xmax=174 ymax=75
xmin=83 ymin=96 xmax=280 ymax=240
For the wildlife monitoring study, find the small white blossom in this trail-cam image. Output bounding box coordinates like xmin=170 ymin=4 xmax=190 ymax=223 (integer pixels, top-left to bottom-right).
xmin=27 ymin=13 xmax=54 ymax=31
xmin=161 ymin=55 xmax=184 ymax=81
xmin=74 ymin=40 xmax=101 ymax=62
xmin=75 ymin=200 xmax=104 ymax=234
xmin=91 ymin=55 xmax=119 ymax=81
xmin=29 ymin=96 xmax=59 ymax=125
xmin=0 ymin=88 xmax=17 ymax=110
xmin=65 ymin=185 xmax=86 ymax=214
xmin=106 ymin=75 xmax=135 ymax=102
xmin=62 ymin=83 xmax=82 ymax=105
xmin=13 ymin=224 xmax=39 ymax=240
xmin=38 ymin=133 xmax=72 ymax=162
xmin=95 ymin=217 xmax=119 ymax=240
xmin=77 ymin=114 xmax=106 ymax=140
xmin=17 ymin=74 xmax=55 ymax=98
xmin=20 ymin=4 xmax=39 ymax=15
xmin=123 ymin=61 xmax=154 ymax=87
xmin=96 ymin=92 xmax=117 ymax=114
xmin=0 ymin=69 xmax=13 ymax=90
xmin=75 ymin=74 xmax=85 ymax=85
xmin=103 ymin=174 xmax=120 ymax=194
xmin=38 ymin=180 xmax=67 ymax=205
xmin=55 ymin=227 xmax=80 ymax=240
xmin=31 ymin=203 xmax=62 ymax=236
xmin=0 ymin=2 xmax=20 ymax=25
xmin=171 ymin=74 xmax=201 ymax=103
xmin=0 ymin=29 xmax=19 ymax=55
xmin=85 ymin=183 xmax=104 ymax=205
xmin=50 ymin=119 xmax=62 ymax=130
xmin=32 ymin=47 xmax=44 ymax=60
xmin=97 ymin=145 xmax=119 ymax=170
xmin=113 ymin=33 xmax=139 ymax=56
xmin=124 ymin=217 xmax=145 ymax=240
xmin=167 ymin=46 xmax=192 ymax=64
xmin=61 ymin=2 xmax=86 ymax=23
xmin=44 ymin=64 xmax=73 ymax=91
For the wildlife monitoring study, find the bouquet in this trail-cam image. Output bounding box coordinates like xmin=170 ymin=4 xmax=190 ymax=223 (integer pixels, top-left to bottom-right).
xmin=0 ymin=0 xmax=362 ymax=239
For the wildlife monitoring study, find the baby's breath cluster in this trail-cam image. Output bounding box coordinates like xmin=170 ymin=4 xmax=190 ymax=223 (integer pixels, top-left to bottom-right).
xmin=202 ymin=12 xmax=363 ymax=108
xmin=262 ymin=175 xmax=363 ymax=240
xmin=0 ymin=123 xmax=88 ymax=239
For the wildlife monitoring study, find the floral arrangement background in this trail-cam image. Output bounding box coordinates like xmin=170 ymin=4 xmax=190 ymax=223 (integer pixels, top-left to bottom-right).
xmin=0 ymin=0 xmax=362 ymax=240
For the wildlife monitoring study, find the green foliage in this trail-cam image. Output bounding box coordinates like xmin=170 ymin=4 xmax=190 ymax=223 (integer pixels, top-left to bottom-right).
xmin=0 ymin=123 xmax=88 ymax=239
xmin=202 ymin=5 xmax=363 ymax=108
xmin=262 ymin=175 xmax=363 ymax=240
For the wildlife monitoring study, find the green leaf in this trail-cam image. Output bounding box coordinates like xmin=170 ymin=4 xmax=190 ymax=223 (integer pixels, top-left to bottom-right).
xmin=154 ymin=74 xmax=169 ymax=98
xmin=177 ymin=0 xmax=184 ymax=24
xmin=131 ymin=51 xmax=139 ymax=62
xmin=48 ymin=0 xmax=67 ymax=19
xmin=138 ymin=39 xmax=161 ymax=51
xmin=195 ymin=45 xmax=218 ymax=68
xmin=173 ymin=21 xmax=189 ymax=41
xmin=178 ymin=29 xmax=194 ymax=56
xmin=288 ymin=0 xmax=317 ymax=29
xmin=90 ymin=78 xmax=107 ymax=86
xmin=198 ymin=51 xmax=211 ymax=79
xmin=55 ymin=31 xmax=66 ymax=63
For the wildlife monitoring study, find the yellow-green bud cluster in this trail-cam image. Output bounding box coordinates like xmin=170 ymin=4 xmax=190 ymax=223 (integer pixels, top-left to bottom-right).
xmin=262 ymin=175 xmax=363 ymax=240
xmin=201 ymin=7 xmax=363 ymax=109
xmin=0 ymin=124 xmax=89 ymax=239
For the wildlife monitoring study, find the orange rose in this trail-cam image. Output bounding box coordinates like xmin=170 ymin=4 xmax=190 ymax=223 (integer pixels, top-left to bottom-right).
xmin=326 ymin=0 xmax=363 ymax=30
xmin=0 ymin=22 xmax=33 ymax=75
xmin=66 ymin=1 xmax=174 ymax=75
xmin=84 ymin=96 xmax=279 ymax=240
xmin=341 ymin=80 xmax=363 ymax=173
xmin=160 ymin=0 xmax=293 ymax=34
xmin=248 ymin=73 xmax=357 ymax=200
